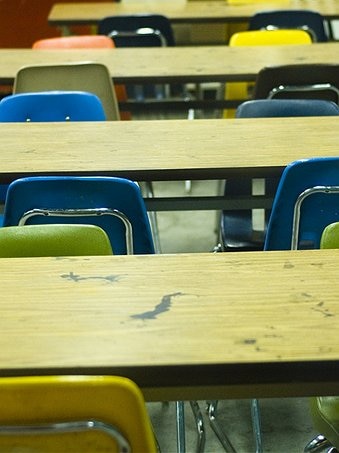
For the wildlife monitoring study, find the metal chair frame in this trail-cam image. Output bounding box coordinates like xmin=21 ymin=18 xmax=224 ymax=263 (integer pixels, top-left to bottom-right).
xmin=19 ymin=207 xmax=134 ymax=255
xmin=268 ymin=83 xmax=339 ymax=103
xmin=0 ymin=420 xmax=130 ymax=453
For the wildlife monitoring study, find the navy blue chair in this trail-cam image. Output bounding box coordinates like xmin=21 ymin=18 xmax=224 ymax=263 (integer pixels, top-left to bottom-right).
xmin=220 ymin=100 xmax=339 ymax=253
xmin=2 ymin=176 xmax=155 ymax=255
xmin=264 ymin=157 xmax=339 ymax=251
xmin=236 ymin=99 xmax=339 ymax=118
xmin=98 ymin=14 xmax=175 ymax=47
xmin=0 ymin=91 xmax=106 ymax=122
xmin=248 ymin=9 xmax=328 ymax=42
xmin=98 ymin=14 xmax=182 ymax=102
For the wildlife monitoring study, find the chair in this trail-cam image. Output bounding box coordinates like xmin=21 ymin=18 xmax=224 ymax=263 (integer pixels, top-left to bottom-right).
xmin=235 ymin=98 xmax=339 ymax=118
xmin=219 ymin=99 xmax=339 ymax=253
xmin=13 ymin=62 xmax=120 ymax=121
xmin=98 ymin=14 xmax=175 ymax=47
xmin=0 ymin=224 xmax=113 ymax=257
xmin=304 ymin=223 xmax=339 ymax=452
xmin=253 ymin=63 xmax=339 ymax=103
xmin=0 ymin=375 xmax=157 ymax=452
xmin=97 ymin=14 xmax=185 ymax=103
xmin=0 ymin=90 xmax=106 ymax=205
xmin=264 ymin=157 xmax=339 ymax=251
xmin=248 ymin=9 xmax=328 ymax=42
xmin=224 ymin=29 xmax=312 ymax=118
xmin=0 ymin=91 xmax=106 ymax=122
xmin=32 ymin=35 xmax=115 ymax=49
xmin=2 ymin=176 xmax=155 ymax=256
xmin=32 ymin=35 xmax=129 ymax=120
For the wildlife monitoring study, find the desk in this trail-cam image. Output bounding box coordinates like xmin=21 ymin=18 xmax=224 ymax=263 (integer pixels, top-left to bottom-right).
xmin=1 ymin=43 xmax=338 ymax=110
xmin=0 ymin=117 xmax=337 ymax=210
xmin=1 ymin=250 xmax=339 ymax=401
xmin=48 ymin=0 xmax=339 ymax=31
xmin=0 ymin=43 xmax=338 ymax=85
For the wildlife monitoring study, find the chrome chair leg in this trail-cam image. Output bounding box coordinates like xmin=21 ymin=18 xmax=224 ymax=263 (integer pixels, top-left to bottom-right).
xmin=207 ymin=400 xmax=236 ymax=453
xmin=190 ymin=400 xmax=206 ymax=453
xmin=251 ymin=398 xmax=263 ymax=453
xmin=176 ymin=401 xmax=186 ymax=453
xmin=304 ymin=434 xmax=333 ymax=452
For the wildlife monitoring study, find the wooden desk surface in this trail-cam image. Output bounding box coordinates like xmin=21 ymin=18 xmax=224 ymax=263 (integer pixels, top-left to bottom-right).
xmin=48 ymin=0 xmax=339 ymax=26
xmin=0 ymin=117 xmax=337 ymax=183
xmin=0 ymin=43 xmax=338 ymax=85
xmin=1 ymin=250 xmax=339 ymax=401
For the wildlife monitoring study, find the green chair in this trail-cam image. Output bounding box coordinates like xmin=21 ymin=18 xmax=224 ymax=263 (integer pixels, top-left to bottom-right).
xmin=0 ymin=224 xmax=113 ymax=257
xmin=305 ymin=222 xmax=339 ymax=452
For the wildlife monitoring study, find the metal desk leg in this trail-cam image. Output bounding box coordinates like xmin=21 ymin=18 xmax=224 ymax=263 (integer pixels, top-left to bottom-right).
xmin=176 ymin=401 xmax=186 ymax=453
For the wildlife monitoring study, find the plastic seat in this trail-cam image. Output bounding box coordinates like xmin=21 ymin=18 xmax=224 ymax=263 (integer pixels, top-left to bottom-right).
xmin=98 ymin=14 xmax=175 ymax=46
xmin=220 ymin=99 xmax=339 ymax=253
xmin=253 ymin=63 xmax=339 ymax=103
xmin=13 ymin=62 xmax=120 ymax=121
xmin=223 ymin=29 xmax=312 ymax=118
xmin=98 ymin=14 xmax=185 ymax=103
xmin=0 ymin=91 xmax=106 ymax=122
xmin=3 ymin=176 xmax=155 ymax=256
xmin=32 ymin=35 xmax=129 ymax=120
xmin=249 ymin=10 xmax=328 ymax=42
xmin=32 ymin=35 xmax=115 ymax=49
xmin=0 ymin=224 xmax=113 ymax=257
xmin=264 ymin=157 xmax=339 ymax=251
xmin=304 ymin=223 xmax=339 ymax=452
xmin=236 ymin=98 xmax=339 ymax=118
xmin=0 ymin=375 xmax=157 ymax=452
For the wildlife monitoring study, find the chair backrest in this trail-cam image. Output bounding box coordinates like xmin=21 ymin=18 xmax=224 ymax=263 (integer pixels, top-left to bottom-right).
xmin=249 ymin=9 xmax=328 ymax=42
xmin=0 ymin=224 xmax=113 ymax=257
xmin=32 ymin=35 xmax=115 ymax=49
xmin=0 ymin=91 xmax=106 ymax=122
xmin=0 ymin=375 xmax=157 ymax=452
xmin=3 ymin=176 xmax=155 ymax=255
xmin=235 ymin=99 xmax=339 ymax=118
xmin=320 ymin=222 xmax=339 ymax=249
xmin=253 ymin=63 xmax=339 ymax=103
xmin=98 ymin=14 xmax=175 ymax=47
xmin=13 ymin=62 xmax=120 ymax=121
xmin=224 ymin=29 xmax=312 ymax=118
xmin=264 ymin=157 xmax=339 ymax=250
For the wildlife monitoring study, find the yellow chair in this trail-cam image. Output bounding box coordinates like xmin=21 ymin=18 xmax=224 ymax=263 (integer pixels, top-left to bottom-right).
xmin=0 ymin=375 xmax=157 ymax=452
xmin=0 ymin=224 xmax=113 ymax=257
xmin=305 ymin=222 xmax=339 ymax=452
xmin=223 ymin=29 xmax=312 ymax=118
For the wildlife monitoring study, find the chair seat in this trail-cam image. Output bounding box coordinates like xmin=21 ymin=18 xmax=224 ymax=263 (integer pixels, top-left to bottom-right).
xmin=221 ymin=211 xmax=266 ymax=251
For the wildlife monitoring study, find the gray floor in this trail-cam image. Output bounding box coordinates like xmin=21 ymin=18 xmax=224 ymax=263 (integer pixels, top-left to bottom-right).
xmin=146 ymin=179 xmax=318 ymax=453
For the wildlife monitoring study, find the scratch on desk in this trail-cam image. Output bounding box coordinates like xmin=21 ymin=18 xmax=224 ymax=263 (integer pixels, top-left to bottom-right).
xmin=60 ymin=271 xmax=121 ymax=283
xmin=131 ymin=292 xmax=183 ymax=320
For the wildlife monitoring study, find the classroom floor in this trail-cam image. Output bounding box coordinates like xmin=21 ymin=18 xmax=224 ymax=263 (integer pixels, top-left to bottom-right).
xmin=146 ymin=179 xmax=319 ymax=453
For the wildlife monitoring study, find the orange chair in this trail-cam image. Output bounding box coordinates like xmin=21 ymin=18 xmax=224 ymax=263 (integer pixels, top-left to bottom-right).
xmin=32 ymin=35 xmax=130 ymax=120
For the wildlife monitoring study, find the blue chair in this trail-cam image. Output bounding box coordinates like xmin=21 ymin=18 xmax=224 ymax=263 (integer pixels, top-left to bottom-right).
xmin=97 ymin=14 xmax=184 ymax=103
xmin=2 ymin=176 xmax=155 ymax=255
xmin=236 ymin=99 xmax=339 ymax=118
xmin=0 ymin=91 xmax=106 ymax=204
xmin=0 ymin=91 xmax=106 ymax=122
xmin=248 ymin=10 xmax=328 ymax=42
xmin=264 ymin=157 xmax=339 ymax=251
xmin=220 ymin=100 xmax=339 ymax=253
